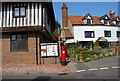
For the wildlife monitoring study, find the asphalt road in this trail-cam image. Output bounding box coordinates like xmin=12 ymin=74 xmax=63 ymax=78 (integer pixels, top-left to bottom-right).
xmin=2 ymin=55 xmax=120 ymax=80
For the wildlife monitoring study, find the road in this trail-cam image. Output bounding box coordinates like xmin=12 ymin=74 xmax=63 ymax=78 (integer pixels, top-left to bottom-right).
xmin=2 ymin=55 xmax=120 ymax=80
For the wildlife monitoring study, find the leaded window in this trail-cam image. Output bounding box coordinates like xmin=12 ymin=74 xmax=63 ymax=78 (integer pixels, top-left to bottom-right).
xmin=11 ymin=34 xmax=28 ymax=51
xmin=13 ymin=6 xmax=26 ymax=17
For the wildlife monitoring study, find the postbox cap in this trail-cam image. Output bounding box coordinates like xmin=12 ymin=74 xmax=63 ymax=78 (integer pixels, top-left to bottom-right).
xmin=61 ymin=46 xmax=66 ymax=49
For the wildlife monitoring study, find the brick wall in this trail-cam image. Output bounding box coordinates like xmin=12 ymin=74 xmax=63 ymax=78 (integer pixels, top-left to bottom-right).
xmin=110 ymin=42 xmax=118 ymax=46
xmin=62 ymin=3 xmax=68 ymax=27
xmin=2 ymin=32 xmax=60 ymax=66
xmin=118 ymin=47 xmax=120 ymax=53
xmin=2 ymin=32 xmax=37 ymax=66
xmin=40 ymin=57 xmax=60 ymax=64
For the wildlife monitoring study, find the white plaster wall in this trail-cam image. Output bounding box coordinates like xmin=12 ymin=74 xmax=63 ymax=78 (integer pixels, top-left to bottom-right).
xmin=66 ymin=38 xmax=75 ymax=43
xmin=73 ymin=25 xmax=120 ymax=43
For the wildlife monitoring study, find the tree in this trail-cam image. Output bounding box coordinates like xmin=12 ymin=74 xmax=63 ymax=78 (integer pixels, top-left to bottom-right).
xmin=52 ymin=20 xmax=61 ymax=42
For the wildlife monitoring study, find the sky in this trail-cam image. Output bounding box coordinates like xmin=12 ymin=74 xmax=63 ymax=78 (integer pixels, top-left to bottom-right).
xmin=53 ymin=2 xmax=119 ymax=27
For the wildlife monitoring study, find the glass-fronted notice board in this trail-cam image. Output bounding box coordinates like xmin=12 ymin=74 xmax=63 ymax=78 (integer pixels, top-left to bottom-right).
xmin=41 ymin=43 xmax=58 ymax=57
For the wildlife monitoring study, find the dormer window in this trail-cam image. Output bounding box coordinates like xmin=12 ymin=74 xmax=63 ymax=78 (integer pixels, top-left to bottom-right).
xmin=116 ymin=21 xmax=120 ymax=26
xmin=104 ymin=19 xmax=108 ymax=25
xmin=87 ymin=19 xmax=92 ymax=24
xmin=13 ymin=6 xmax=26 ymax=17
xmin=83 ymin=13 xmax=93 ymax=24
xmin=100 ymin=15 xmax=109 ymax=25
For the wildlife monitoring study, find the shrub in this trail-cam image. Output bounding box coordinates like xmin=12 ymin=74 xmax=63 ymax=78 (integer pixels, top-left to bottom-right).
xmin=77 ymin=55 xmax=80 ymax=61
xmin=85 ymin=59 xmax=91 ymax=62
xmin=99 ymin=41 xmax=109 ymax=48
xmin=81 ymin=54 xmax=88 ymax=61
xmin=80 ymin=48 xmax=88 ymax=51
xmin=94 ymin=46 xmax=102 ymax=50
xmin=73 ymin=53 xmax=76 ymax=58
xmin=100 ymin=56 xmax=104 ymax=58
xmin=94 ymin=57 xmax=99 ymax=60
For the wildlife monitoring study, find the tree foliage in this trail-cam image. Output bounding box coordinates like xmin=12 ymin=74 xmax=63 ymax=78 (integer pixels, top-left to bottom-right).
xmin=52 ymin=20 xmax=61 ymax=42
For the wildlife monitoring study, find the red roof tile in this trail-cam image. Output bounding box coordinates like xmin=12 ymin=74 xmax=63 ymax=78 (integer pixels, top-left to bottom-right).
xmin=99 ymin=14 xmax=109 ymax=20
xmin=68 ymin=15 xmax=103 ymax=25
xmin=68 ymin=14 xmax=119 ymax=26
xmin=68 ymin=15 xmax=85 ymax=24
xmin=92 ymin=16 xmax=103 ymax=24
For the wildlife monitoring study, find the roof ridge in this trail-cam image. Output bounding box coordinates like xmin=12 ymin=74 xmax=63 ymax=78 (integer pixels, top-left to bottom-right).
xmin=68 ymin=15 xmax=101 ymax=18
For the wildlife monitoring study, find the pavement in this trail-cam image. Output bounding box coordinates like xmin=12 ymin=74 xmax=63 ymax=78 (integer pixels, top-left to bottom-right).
xmin=2 ymin=55 xmax=120 ymax=73
xmin=2 ymin=55 xmax=120 ymax=80
xmin=2 ymin=64 xmax=70 ymax=73
xmin=76 ymin=55 xmax=120 ymax=71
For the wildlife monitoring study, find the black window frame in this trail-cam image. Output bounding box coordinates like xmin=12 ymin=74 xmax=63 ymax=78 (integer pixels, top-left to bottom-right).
xmin=13 ymin=6 xmax=26 ymax=18
xmin=116 ymin=21 xmax=120 ymax=26
xmin=85 ymin=31 xmax=95 ymax=38
xmin=117 ymin=31 xmax=120 ymax=37
xmin=87 ymin=19 xmax=92 ymax=24
xmin=104 ymin=19 xmax=108 ymax=25
xmin=104 ymin=31 xmax=111 ymax=37
xmin=10 ymin=33 xmax=28 ymax=52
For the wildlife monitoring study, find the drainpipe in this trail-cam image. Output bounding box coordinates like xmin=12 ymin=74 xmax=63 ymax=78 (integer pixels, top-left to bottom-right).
xmin=38 ymin=3 xmax=44 ymax=65
xmin=36 ymin=31 xmax=38 ymax=65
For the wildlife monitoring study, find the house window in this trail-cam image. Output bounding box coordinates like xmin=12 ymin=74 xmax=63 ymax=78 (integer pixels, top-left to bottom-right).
xmin=117 ymin=31 xmax=120 ymax=37
xmin=104 ymin=31 xmax=111 ymax=37
xmin=13 ymin=6 xmax=26 ymax=17
xmin=11 ymin=34 xmax=28 ymax=51
xmin=116 ymin=21 xmax=120 ymax=26
xmin=87 ymin=19 xmax=92 ymax=24
xmin=104 ymin=19 xmax=108 ymax=25
xmin=85 ymin=31 xmax=94 ymax=38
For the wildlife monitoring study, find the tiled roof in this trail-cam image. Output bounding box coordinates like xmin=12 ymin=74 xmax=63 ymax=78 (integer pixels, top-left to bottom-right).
xmin=68 ymin=15 xmax=85 ymax=25
xmin=68 ymin=14 xmax=118 ymax=25
xmin=99 ymin=14 xmax=109 ymax=20
xmin=92 ymin=16 xmax=103 ymax=24
xmin=68 ymin=15 xmax=103 ymax=25
xmin=64 ymin=29 xmax=73 ymax=38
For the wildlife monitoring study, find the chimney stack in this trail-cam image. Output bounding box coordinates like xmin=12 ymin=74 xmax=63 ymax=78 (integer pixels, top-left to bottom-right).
xmin=62 ymin=3 xmax=68 ymax=28
xmin=109 ymin=10 xmax=115 ymax=19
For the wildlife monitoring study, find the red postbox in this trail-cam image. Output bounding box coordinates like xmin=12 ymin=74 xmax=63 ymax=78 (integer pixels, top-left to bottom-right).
xmin=61 ymin=46 xmax=67 ymax=66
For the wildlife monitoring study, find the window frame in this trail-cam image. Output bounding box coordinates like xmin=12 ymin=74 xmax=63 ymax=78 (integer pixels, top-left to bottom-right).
xmin=87 ymin=19 xmax=92 ymax=24
xmin=10 ymin=33 xmax=28 ymax=52
xmin=85 ymin=31 xmax=95 ymax=38
xmin=13 ymin=6 xmax=26 ymax=18
xmin=117 ymin=31 xmax=120 ymax=37
xmin=104 ymin=19 xmax=108 ymax=25
xmin=104 ymin=31 xmax=111 ymax=37
xmin=116 ymin=21 xmax=120 ymax=26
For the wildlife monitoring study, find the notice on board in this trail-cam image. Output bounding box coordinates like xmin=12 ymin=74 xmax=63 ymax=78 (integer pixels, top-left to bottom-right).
xmin=41 ymin=44 xmax=58 ymax=57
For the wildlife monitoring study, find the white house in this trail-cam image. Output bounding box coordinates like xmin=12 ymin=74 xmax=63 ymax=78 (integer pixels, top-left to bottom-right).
xmin=61 ymin=3 xmax=120 ymax=48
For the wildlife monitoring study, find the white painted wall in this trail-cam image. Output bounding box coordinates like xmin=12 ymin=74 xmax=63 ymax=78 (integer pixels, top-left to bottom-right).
xmin=72 ymin=25 xmax=120 ymax=43
xmin=66 ymin=38 xmax=75 ymax=43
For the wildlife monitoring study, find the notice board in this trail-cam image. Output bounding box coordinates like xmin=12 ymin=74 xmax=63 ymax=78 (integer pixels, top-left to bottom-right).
xmin=41 ymin=43 xmax=58 ymax=57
